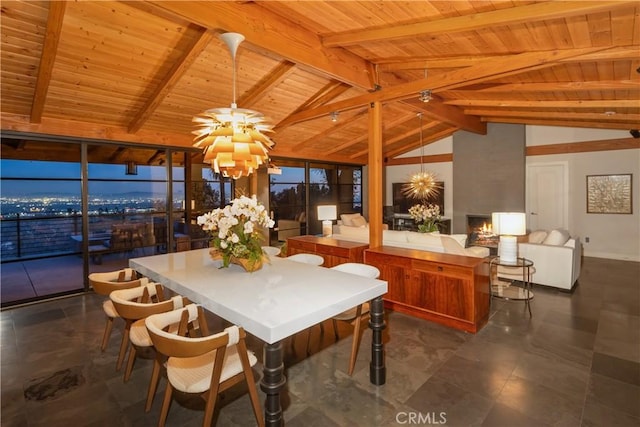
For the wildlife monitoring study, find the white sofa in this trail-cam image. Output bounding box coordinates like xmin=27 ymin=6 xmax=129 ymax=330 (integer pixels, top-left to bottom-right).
xmin=330 ymin=225 xmax=489 ymax=258
xmin=498 ymin=229 xmax=582 ymax=291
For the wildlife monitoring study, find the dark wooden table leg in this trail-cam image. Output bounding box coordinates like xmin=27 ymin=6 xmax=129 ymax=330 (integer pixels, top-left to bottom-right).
xmin=260 ymin=341 xmax=285 ymax=426
xmin=369 ymin=295 xmax=386 ymax=385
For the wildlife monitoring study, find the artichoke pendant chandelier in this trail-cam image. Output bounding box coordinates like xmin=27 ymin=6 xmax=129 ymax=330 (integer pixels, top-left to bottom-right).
xmin=192 ymin=33 xmax=274 ymax=179
xmin=402 ymin=113 xmax=442 ymax=201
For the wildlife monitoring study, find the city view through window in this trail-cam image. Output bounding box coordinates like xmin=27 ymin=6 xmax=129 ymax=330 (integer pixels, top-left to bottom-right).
xmin=1 ymin=148 xmax=362 ymax=307
xmin=0 ymin=143 xmax=226 ymax=307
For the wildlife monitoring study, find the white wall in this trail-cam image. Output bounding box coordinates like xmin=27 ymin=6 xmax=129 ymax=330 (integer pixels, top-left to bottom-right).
xmin=526 ymin=126 xmax=639 ymax=261
xmin=384 ymin=126 xmax=640 ymax=261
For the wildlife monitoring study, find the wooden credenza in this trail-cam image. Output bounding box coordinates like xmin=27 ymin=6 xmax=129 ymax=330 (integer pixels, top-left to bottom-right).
xmin=286 ymin=235 xmax=368 ymax=268
xmin=364 ymin=246 xmax=490 ymax=333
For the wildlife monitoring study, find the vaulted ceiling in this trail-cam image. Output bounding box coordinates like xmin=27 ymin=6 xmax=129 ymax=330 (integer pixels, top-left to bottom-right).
xmin=1 ymin=1 xmax=639 ymax=167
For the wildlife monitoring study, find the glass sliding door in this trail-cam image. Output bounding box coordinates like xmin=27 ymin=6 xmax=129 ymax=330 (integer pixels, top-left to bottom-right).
xmin=189 ymin=164 xmax=233 ymax=249
xmin=309 ymin=163 xmax=337 ymax=235
xmin=337 ymin=166 xmax=362 ymax=214
xmin=267 ymin=160 xmax=363 ymax=244
xmin=269 ymin=160 xmax=306 ymax=245
xmin=86 ymin=145 xmax=170 ymax=273
xmin=0 ymin=136 xmax=198 ymax=307
xmin=0 ymin=142 xmax=83 ymax=306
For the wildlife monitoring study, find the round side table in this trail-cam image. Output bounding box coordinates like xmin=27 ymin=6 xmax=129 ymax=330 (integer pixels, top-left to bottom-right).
xmin=489 ymin=256 xmax=534 ymax=316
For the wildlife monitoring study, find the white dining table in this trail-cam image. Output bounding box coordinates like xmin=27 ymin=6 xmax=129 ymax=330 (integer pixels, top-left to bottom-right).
xmin=129 ymin=248 xmax=387 ymax=426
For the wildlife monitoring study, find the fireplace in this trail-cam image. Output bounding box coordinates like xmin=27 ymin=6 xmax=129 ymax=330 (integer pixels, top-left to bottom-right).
xmin=466 ymin=214 xmax=498 ymax=247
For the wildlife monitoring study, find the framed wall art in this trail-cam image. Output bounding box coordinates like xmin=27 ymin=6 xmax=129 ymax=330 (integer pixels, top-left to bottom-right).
xmin=586 ymin=174 xmax=632 ymax=214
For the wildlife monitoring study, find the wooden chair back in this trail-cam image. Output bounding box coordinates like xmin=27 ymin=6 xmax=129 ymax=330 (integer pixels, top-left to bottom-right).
xmin=89 ymin=268 xmax=143 ymax=296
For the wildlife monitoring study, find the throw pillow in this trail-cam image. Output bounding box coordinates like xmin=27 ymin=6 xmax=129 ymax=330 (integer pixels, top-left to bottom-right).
xmin=543 ymin=229 xmax=570 ymax=246
xmin=351 ymin=215 xmax=367 ymax=227
xmin=528 ymin=230 xmax=548 ymax=244
xmin=340 ymin=213 xmax=362 ymax=226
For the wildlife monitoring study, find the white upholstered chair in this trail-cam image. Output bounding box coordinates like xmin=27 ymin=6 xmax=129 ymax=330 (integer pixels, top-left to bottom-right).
xmin=145 ymin=305 xmax=263 ymax=427
xmin=326 ymin=263 xmax=380 ymax=375
xmin=261 ymin=245 xmax=281 ymax=257
xmin=285 ymin=252 xmax=325 ymax=353
xmin=285 ymin=253 xmax=324 ymax=266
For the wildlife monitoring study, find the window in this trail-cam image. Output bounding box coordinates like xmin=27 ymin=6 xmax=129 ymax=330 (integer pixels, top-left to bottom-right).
xmin=268 ymin=160 xmax=362 ymax=242
xmin=194 ymin=167 xmax=232 ymax=212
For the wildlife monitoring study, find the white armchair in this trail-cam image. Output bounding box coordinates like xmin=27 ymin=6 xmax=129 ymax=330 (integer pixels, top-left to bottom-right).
xmin=497 ymin=229 xmax=582 ymax=291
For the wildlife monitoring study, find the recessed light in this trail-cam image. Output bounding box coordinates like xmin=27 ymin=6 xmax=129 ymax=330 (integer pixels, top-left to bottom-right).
xmin=603 ymin=111 xmax=616 ymax=116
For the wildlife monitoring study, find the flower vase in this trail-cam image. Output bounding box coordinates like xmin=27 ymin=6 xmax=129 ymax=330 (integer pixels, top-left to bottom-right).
xmin=210 ymin=249 xmax=263 ymax=272
xmin=209 ymin=248 xmax=223 ymax=262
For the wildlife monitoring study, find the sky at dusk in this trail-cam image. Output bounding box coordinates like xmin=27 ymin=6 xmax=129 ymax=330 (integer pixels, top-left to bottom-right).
xmin=0 ymin=159 xmax=185 ymax=197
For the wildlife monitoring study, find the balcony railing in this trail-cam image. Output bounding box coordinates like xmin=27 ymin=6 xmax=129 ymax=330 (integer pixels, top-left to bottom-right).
xmin=0 ymin=212 xmax=209 ymax=262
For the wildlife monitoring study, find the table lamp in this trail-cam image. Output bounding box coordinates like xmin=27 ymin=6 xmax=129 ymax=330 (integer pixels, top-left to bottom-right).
xmin=317 ymin=205 xmax=337 ymax=237
xmin=491 ymin=212 xmax=526 ymax=264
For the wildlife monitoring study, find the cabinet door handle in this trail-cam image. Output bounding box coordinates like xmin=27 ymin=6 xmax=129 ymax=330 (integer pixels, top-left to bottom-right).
xmin=437 ymin=266 xmax=443 ymax=271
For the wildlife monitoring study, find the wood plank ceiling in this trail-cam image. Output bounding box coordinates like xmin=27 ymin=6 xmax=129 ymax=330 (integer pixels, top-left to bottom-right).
xmin=1 ymin=1 xmax=639 ymax=167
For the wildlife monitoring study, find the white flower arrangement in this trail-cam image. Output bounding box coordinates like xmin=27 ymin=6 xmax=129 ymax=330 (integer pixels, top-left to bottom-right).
xmin=197 ymin=195 xmax=275 ymax=268
xmin=408 ymin=203 xmax=442 ymax=233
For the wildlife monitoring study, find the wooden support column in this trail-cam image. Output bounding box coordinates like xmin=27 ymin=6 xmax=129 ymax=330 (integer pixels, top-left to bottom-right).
xmin=250 ymin=170 xmax=258 ymax=196
xmin=368 ymin=101 xmax=383 ymax=248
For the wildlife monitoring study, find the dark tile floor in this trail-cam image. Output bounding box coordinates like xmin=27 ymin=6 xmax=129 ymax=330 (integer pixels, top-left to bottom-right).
xmin=1 ymin=256 xmax=639 ymax=426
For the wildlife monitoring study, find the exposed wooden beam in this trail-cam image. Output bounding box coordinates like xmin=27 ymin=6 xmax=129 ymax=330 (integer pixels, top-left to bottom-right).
xmin=322 ymin=1 xmax=632 ymax=47
xmin=149 ymin=1 xmax=374 ymax=89
xmin=401 ymin=97 xmax=485 ymax=134
xmin=298 ymin=81 xmax=352 ymax=112
xmin=349 ymin=120 xmax=439 ymax=159
xmin=146 ymin=150 xmax=163 ymax=165
xmin=485 ymin=117 xmax=637 ymax=130
xmin=275 ymin=81 xmax=352 ymax=131
xmin=376 ymin=46 xmax=640 ymax=71
xmin=107 ymin=147 xmax=127 ymax=162
xmin=2 ymin=113 xmax=194 ymax=148
xmin=30 ymin=1 xmax=66 ymax=124
xmin=527 ymin=137 xmax=640 ymax=155
xmin=468 ymin=80 xmax=640 ymax=93
xmin=291 ymin=108 xmax=368 ymax=150
xmin=383 ymin=138 xmax=640 ymax=163
xmin=383 ymin=128 xmax=456 ymax=160
xmin=284 ymin=47 xmax=610 ymax=126
xmin=324 ymin=112 xmax=415 ymax=155
xmin=128 ymin=27 xmax=214 ymax=133
xmin=464 ymin=109 xmax=640 ymax=123
xmin=385 ymin=154 xmax=453 ymax=166
xmin=448 ymin=99 xmax=639 ymax=108
xmin=376 ymin=56 xmax=498 ymax=71
xmin=270 ymin=149 xmax=367 ymax=165
xmin=237 ymin=60 xmax=297 ymax=108
xmin=563 ymin=46 xmax=640 ymax=62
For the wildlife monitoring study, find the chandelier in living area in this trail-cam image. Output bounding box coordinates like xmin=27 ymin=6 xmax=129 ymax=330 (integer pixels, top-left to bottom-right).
xmin=402 ymin=112 xmax=441 ymax=201
xmin=192 ymin=33 xmax=274 ymax=179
